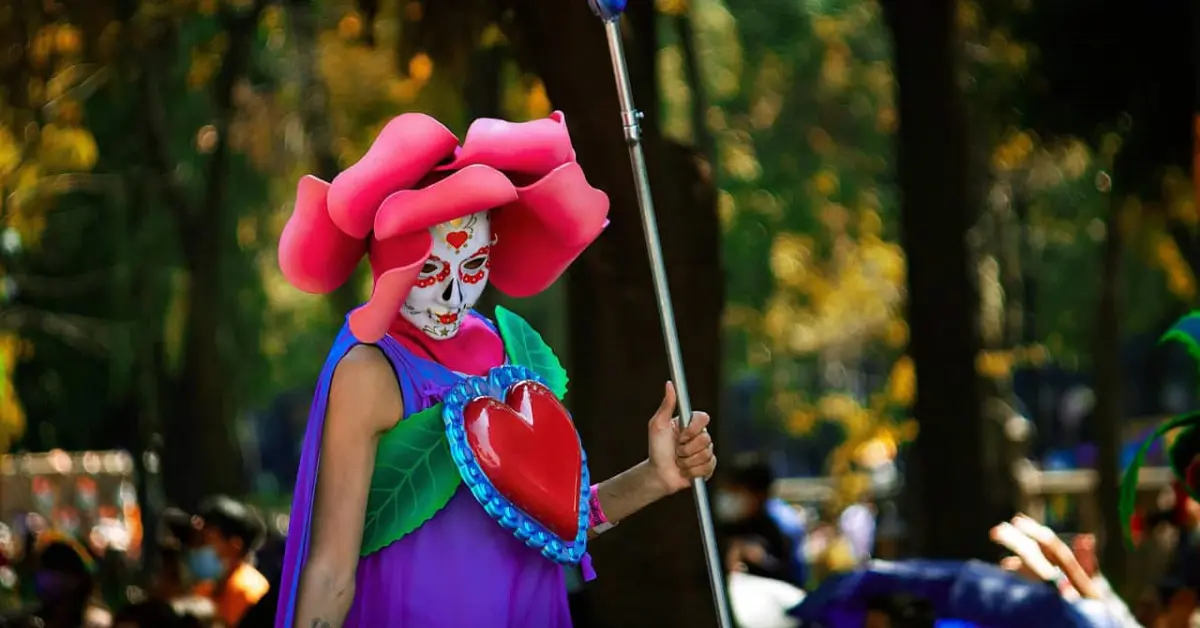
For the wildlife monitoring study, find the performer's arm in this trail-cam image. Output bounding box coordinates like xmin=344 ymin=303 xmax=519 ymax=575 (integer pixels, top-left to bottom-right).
xmin=294 ymin=346 xmax=403 ymax=628
xmin=589 ymin=460 xmax=671 ymax=535
xmin=589 ymin=382 xmax=716 ymax=537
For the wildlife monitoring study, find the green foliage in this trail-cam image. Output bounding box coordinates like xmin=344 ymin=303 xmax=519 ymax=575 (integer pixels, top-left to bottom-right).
xmin=692 ymin=0 xmax=908 ymax=473
xmin=693 ymin=0 xmax=1189 ymax=478
xmin=1160 ymin=313 xmax=1200 ymax=372
xmin=5 ymin=0 xmax=276 ymax=478
xmin=967 ymin=0 xmax=1189 ymax=362
xmin=3 ymin=0 xmax=572 ymax=479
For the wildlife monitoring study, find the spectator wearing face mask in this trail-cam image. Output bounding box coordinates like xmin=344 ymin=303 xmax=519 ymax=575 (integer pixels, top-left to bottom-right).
xmin=1 ymin=532 xmax=110 ymax=628
xmin=189 ymin=496 xmax=269 ymax=627
xmin=152 ymin=507 xmax=201 ymax=602
xmin=716 ymin=456 xmax=808 ymax=588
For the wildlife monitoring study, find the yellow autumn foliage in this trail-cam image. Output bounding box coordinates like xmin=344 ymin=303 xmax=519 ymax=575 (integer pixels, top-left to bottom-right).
xmin=0 ymin=126 xmax=21 ymax=177
xmin=2 ymin=120 xmax=100 ymax=246
xmin=37 ymin=124 xmax=99 ymax=172
xmin=0 ymin=18 xmax=103 ymax=450
xmin=765 ymin=227 xmax=905 ymax=355
xmin=1151 ymin=230 xmax=1196 ymax=301
xmin=992 ymin=130 xmax=1035 ymax=172
xmin=700 ymin=0 xmax=915 ymax=496
xmin=0 ymin=334 xmax=25 ymax=453
xmin=887 ymin=356 xmax=915 ymax=406
xmin=657 ymin=0 xmax=690 ymax=16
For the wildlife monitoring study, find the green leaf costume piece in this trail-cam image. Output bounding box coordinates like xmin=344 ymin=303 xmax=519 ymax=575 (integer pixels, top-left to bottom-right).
xmin=360 ymin=404 xmax=460 ymax=556
xmin=1120 ymin=311 xmax=1200 ymax=545
xmin=358 ymin=308 xmax=570 ymax=555
xmin=494 ymin=305 xmax=570 ymax=399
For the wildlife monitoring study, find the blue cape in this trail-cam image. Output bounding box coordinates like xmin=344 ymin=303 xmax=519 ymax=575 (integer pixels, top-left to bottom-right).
xmin=788 ymin=560 xmax=1099 ymax=628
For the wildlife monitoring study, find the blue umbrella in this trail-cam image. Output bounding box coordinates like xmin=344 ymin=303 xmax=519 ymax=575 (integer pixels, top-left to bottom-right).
xmin=789 ymin=560 xmax=1100 ymax=628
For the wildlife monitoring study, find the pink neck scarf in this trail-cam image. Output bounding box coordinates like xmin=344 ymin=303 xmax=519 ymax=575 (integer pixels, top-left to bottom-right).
xmin=387 ymin=312 xmax=504 ymax=377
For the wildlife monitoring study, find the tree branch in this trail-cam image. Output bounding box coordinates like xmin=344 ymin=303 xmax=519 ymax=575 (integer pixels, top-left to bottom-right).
xmin=9 ymin=269 xmax=112 ymax=299
xmin=41 ymin=64 xmax=111 ymax=119
xmin=286 ymin=0 xmax=340 ymax=181
xmin=0 ymin=306 xmax=109 ymax=353
xmin=200 ymin=0 xmax=269 ymax=218
xmin=138 ymin=31 xmax=195 ymax=225
xmin=356 ymin=0 xmax=379 ymax=47
xmin=4 ymin=173 xmax=123 ymax=216
xmin=672 ymin=13 xmax=715 ymax=166
xmin=286 ymin=0 xmax=365 ymax=315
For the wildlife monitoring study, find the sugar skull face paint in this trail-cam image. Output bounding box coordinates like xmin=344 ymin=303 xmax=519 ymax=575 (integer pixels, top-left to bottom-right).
xmin=401 ymin=212 xmax=493 ymax=338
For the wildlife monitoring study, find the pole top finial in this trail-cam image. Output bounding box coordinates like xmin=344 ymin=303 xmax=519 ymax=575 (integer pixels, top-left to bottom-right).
xmin=588 ymin=0 xmax=627 ymax=21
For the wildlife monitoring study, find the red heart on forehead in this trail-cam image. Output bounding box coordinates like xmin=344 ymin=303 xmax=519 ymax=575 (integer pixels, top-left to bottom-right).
xmin=445 ymin=230 xmax=469 ymax=250
xmin=463 ymin=381 xmax=582 ymax=539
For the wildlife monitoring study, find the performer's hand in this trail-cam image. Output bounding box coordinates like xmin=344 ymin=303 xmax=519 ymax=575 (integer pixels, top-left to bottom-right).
xmin=648 ymin=382 xmax=717 ymax=494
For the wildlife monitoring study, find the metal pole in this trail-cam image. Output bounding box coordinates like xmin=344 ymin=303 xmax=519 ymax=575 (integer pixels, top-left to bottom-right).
xmin=587 ymin=2 xmax=733 ymax=626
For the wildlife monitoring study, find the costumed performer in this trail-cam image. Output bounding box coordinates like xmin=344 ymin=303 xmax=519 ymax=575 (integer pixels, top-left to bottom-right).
xmin=1120 ymin=312 xmax=1200 ymax=626
xmin=273 ymin=111 xmax=718 ymax=628
xmin=1122 ymin=310 xmax=1200 ymax=543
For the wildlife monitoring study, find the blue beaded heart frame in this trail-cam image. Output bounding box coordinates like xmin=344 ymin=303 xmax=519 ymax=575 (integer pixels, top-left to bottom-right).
xmin=442 ymin=364 xmax=591 ymax=565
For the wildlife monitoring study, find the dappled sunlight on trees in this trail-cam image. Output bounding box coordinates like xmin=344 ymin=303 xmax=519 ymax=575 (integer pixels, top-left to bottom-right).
xmin=256 ymin=0 xmax=560 ymax=393
xmin=690 ymin=0 xmax=909 ymax=491
xmin=0 ymin=334 xmax=26 ymax=452
xmin=0 ymin=14 xmax=107 ymax=450
xmin=0 ymin=0 xmax=655 ymax=465
xmin=685 ymin=0 xmax=1196 ymax=501
xmin=966 ymin=0 xmax=1194 ymax=364
xmin=0 ymin=0 xmax=1191 ymax=579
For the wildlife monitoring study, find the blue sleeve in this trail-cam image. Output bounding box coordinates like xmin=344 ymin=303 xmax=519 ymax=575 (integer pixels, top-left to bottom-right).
xmin=766 ymin=499 xmax=809 ymax=586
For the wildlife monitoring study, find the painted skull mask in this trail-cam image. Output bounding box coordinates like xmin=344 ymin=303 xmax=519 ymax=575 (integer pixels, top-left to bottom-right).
xmin=401 ymin=211 xmax=494 ymax=338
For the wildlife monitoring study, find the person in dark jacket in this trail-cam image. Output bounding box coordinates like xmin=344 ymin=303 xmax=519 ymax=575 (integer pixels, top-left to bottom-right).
xmin=716 ymin=455 xmax=807 ymax=587
xmin=237 ymin=528 xmax=285 ymax=628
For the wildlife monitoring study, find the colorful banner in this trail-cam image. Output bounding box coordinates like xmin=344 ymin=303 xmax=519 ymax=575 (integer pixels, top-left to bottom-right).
xmin=0 ymin=450 xmax=141 ymax=562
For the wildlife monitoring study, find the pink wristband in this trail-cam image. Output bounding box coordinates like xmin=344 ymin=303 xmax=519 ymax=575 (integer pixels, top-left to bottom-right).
xmin=588 ymin=484 xmax=615 ymax=532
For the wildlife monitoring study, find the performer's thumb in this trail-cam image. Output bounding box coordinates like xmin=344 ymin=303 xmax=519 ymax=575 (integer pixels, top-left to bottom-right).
xmin=649 ymin=381 xmax=678 ymax=431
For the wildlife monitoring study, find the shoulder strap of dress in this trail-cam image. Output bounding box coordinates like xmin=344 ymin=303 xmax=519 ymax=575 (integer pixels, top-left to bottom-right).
xmin=372 ymin=334 xmax=428 ymax=418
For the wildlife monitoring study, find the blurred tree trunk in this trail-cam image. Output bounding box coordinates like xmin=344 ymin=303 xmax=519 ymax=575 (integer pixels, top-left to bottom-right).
xmin=975 ymin=182 xmax=1024 ymax=530
xmin=287 ymin=0 xmax=364 ymax=318
xmin=671 ymin=12 xmax=714 ymax=163
xmin=1094 ymin=196 xmax=1126 ymax=593
xmin=883 ymin=0 xmax=993 ymax=559
xmin=1194 ymin=0 xmax=1200 ymax=221
xmin=465 ymin=45 xmax=504 ymax=120
xmin=508 ymin=3 xmax=723 ymax=627
xmin=464 ymin=38 xmax=506 ymax=317
xmin=173 ymin=2 xmax=265 ymax=505
xmin=141 ymin=2 xmax=267 ymax=506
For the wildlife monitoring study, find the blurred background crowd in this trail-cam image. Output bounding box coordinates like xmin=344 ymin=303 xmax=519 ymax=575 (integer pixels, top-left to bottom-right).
xmin=0 ymin=0 xmax=1196 ymax=625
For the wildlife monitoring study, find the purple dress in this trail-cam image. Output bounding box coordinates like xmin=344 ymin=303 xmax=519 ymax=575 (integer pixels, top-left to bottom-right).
xmin=276 ymin=317 xmax=579 ymax=627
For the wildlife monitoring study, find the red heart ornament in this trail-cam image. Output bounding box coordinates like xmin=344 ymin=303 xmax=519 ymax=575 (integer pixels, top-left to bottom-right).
xmin=444 ymin=230 xmax=469 ymax=250
xmin=463 ymin=381 xmax=582 ymax=539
